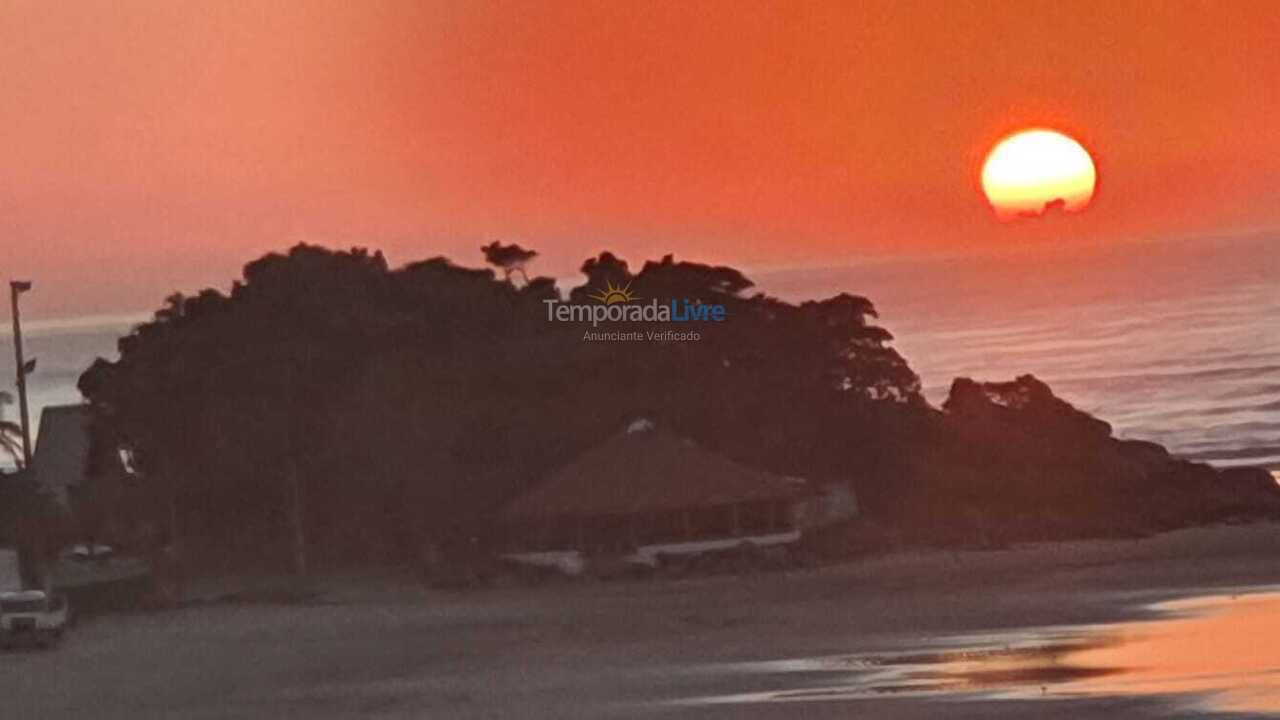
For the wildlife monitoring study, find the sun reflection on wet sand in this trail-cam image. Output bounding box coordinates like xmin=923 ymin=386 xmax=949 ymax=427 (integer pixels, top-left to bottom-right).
xmin=1058 ymin=592 xmax=1280 ymax=713
xmin=679 ymin=589 xmax=1280 ymax=714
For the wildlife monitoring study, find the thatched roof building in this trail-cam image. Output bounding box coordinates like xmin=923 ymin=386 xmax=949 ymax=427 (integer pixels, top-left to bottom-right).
xmin=502 ymin=419 xmax=806 ymax=522
xmin=498 ymin=420 xmax=816 ymax=572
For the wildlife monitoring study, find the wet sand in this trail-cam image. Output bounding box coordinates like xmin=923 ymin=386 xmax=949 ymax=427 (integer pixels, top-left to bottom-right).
xmin=677 ymin=590 xmax=1280 ymax=715
xmin=2 ymin=522 xmax=1279 ymax=718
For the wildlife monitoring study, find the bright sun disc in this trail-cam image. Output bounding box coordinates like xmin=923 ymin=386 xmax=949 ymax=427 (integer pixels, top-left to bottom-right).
xmin=981 ymin=129 xmax=1096 ymax=221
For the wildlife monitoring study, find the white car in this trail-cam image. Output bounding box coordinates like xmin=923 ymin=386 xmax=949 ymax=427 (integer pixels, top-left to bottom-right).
xmin=0 ymin=590 xmax=70 ymax=649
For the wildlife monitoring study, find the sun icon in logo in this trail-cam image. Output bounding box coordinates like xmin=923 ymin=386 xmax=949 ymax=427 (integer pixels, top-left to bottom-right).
xmin=588 ymin=280 xmax=639 ymax=305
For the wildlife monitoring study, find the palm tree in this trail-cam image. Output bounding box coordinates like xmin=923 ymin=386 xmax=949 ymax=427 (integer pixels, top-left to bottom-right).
xmin=0 ymin=391 xmax=26 ymax=469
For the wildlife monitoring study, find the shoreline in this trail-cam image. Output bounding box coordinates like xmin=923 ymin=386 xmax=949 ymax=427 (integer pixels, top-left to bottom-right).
xmin=4 ymin=522 xmax=1279 ymax=718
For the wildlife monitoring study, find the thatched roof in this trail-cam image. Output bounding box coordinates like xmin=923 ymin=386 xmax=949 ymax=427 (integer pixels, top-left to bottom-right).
xmin=500 ymin=421 xmax=806 ymax=520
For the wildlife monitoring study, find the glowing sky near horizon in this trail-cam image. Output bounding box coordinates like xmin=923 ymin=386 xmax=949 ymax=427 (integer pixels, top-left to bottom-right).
xmin=0 ymin=1 xmax=1278 ymax=318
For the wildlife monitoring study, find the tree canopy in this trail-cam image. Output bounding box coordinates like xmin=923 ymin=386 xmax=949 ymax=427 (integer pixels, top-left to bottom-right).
xmin=78 ymin=244 xmax=923 ymax=567
xmin=77 ymin=244 xmax=1279 ymax=569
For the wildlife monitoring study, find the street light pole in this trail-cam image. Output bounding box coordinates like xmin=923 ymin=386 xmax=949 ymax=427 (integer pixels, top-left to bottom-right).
xmin=10 ymin=280 xmax=33 ymax=467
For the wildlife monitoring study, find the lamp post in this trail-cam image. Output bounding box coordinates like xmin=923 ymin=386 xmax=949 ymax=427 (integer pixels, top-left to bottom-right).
xmin=10 ymin=280 xmax=33 ymax=467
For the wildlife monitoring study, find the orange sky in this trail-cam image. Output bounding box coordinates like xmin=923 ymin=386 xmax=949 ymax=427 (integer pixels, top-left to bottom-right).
xmin=0 ymin=0 xmax=1277 ymax=317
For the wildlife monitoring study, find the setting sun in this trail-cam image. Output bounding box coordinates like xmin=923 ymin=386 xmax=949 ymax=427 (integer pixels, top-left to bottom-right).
xmin=981 ymin=129 xmax=1097 ymax=221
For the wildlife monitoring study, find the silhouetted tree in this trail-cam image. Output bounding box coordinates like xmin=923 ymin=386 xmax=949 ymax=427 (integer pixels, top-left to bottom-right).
xmin=75 ymin=243 xmax=1276 ymax=571
xmin=76 ymin=244 xmax=931 ymax=568
xmin=481 ymin=241 xmax=538 ymax=284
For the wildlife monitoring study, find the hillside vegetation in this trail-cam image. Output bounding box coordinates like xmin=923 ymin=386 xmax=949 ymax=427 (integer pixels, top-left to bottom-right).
xmin=74 ymin=244 xmax=1280 ymax=570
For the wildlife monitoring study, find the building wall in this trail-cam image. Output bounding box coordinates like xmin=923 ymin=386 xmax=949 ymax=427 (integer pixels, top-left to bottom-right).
xmin=501 ymin=499 xmax=804 ymax=553
xmin=796 ymin=483 xmax=859 ymax=529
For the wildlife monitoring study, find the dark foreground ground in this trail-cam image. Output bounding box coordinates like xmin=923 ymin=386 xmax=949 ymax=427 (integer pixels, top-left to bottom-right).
xmin=3 ymin=523 xmax=1280 ymax=719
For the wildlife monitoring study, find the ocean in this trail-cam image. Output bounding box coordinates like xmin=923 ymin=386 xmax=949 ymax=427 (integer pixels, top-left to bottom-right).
xmin=0 ymin=314 xmax=144 ymax=453
xmin=1 ymin=233 xmax=1275 ymax=473
xmin=763 ymin=232 xmax=1279 ymax=472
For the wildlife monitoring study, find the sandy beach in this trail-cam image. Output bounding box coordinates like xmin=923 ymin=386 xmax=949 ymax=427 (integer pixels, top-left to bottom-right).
xmin=0 ymin=522 xmax=1276 ymax=719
